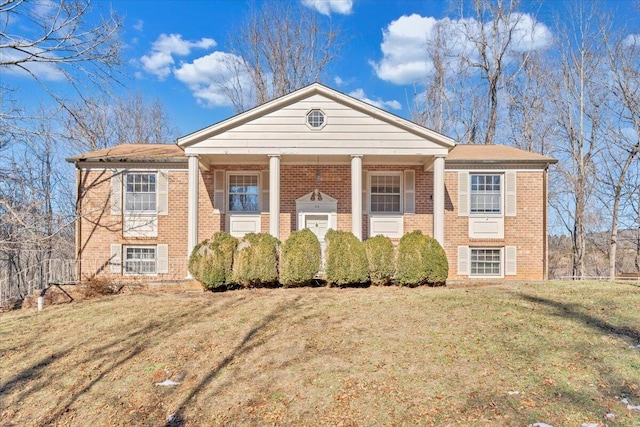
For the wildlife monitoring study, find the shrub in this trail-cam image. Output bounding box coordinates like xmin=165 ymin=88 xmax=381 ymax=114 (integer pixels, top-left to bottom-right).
xmin=395 ymin=230 xmax=448 ymax=286
xmin=423 ymin=236 xmax=448 ymax=285
xmin=80 ymin=276 xmax=116 ymax=298
xmin=232 ymin=233 xmax=280 ymax=287
xmin=395 ymin=231 xmax=426 ymax=287
xmin=325 ymin=230 xmax=368 ymax=286
xmin=188 ymin=232 xmax=238 ymax=290
xmin=280 ymin=229 xmax=321 ymax=287
xmin=364 ymin=235 xmax=395 ymax=286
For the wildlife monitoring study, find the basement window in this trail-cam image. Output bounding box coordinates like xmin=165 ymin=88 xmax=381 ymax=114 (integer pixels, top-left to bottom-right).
xmin=470 ymin=248 xmax=502 ymax=277
xmin=124 ymin=246 xmax=157 ymax=275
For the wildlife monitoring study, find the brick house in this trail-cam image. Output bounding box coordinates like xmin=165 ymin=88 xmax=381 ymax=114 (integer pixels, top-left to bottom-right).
xmin=67 ymin=83 xmax=556 ymax=282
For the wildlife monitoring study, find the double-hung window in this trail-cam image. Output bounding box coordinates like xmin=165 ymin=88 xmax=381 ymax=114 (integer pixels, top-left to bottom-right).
xmin=228 ymin=174 xmax=259 ymax=213
xmin=470 ymin=174 xmax=501 ymax=214
xmin=370 ymin=173 xmax=401 ymax=213
xmin=470 ymin=248 xmax=502 ymax=276
xmin=124 ymin=246 xmax=156 ymax=275
xmin=125 ymin=173 xmax=157 ymax=213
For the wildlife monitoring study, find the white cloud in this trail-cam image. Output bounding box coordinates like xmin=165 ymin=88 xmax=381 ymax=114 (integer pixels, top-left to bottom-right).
xmin=370 ymin=14 xmax=439 ymax=85
xmin=334 ymin=76 xmax=344 ymax=86
xmin=301 ymin=0 xmax=353 ymax=16
xmin=623 ymin=34 xmax=640 ymax=47
xmin=31 ymin=0 xmax=59 ymax=21
xmin=349 ymin=88 xmax=401 ymax=110
xmin=371 ymin=13 xmax=552 ymax=85
xmin=140 ymin=33 xmax=216 ymax=80
xmin=133 ymin=19 xmax=144 ymax=32
xmin=508 ymin=13 xmax=553 ymax=52
xmin=0 ymin=48 xmax=66 ymax=81
xmin=174 ymin=51 xmax=247 ymax=107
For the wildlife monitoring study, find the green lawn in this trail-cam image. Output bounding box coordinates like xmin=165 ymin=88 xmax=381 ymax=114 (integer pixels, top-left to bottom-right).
xmin=1 ymin=281 xmax=639 ymax=426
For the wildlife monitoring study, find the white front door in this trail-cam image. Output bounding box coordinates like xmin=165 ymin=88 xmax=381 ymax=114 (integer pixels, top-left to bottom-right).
xmin=305 ymin=214 xmax=329 ymax=270
xmin=305 ymin=214 xmax=330 ymax=241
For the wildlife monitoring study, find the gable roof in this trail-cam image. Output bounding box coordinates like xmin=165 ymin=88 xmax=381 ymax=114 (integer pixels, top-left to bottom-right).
xmin=446 ymin=144 xmax=557 ymax=165
xmin=177 ymin=82 xmax=455 ymax=149
xmin=66 ymin=143 xmax=186 ymax=163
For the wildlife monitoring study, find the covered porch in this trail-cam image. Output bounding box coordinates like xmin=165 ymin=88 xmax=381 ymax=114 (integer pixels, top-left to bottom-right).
xmin=176 ymin=83 xmax=455 ymax=257
xmin=184 ymin=152 xmax=447 ymax=256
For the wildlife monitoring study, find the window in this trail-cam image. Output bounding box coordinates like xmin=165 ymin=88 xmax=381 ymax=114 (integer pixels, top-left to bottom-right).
xmin=125 ymin=173 xmax=156 ymax=212
xmin=470 ymin=174 xmax=501 ymax=214
xmin=306 ymin=109 xmax=326 ymax=129
xmin=228 ymin=174 xmax=259 ymax=212
xmin=470 ymin=248 xmax=502 ymax=276
xmin=124 ymin=246 xmax=156 ymax=275
xmin=370 ymin=174 xmax=401 ymax=213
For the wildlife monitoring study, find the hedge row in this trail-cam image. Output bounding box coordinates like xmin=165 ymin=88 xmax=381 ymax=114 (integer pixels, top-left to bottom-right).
xmin=188 ymin=229 xmax=448 ymax=290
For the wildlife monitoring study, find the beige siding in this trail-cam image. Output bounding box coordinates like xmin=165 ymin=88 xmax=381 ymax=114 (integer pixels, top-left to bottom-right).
xmin=196 ymin=94 xmax=444 ymax=151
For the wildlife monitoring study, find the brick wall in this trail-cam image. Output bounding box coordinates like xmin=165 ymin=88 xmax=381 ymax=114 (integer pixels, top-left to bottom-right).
xmin=77 ymin=164 xmax=547 ymax=282
xmin=444 ymin=170 xmax=546 ymax=281
xmin=78 ymin=167 xmax=191 ymax=281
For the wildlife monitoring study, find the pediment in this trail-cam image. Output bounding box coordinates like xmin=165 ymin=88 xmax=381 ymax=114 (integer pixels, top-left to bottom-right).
xmin=178 ymin=83 xmax=455 ymax=156
xmin=296 ymin=190 xmax=337 ymax=205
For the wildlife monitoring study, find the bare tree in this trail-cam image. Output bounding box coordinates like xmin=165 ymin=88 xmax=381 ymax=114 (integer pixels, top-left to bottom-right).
xmin=459 ymin=0 xmax=539 ymax=144
xmin=64 ymin=92 xmax=179 ymax=151
xmin=507 ymin=50 xmax=554 ymax=154
xmin=0 ymin=107 xmax=74 ymax=303
xmin=598 ymin=30 xmax=640 ymax=280
xmin=221 ymin=1 xmax=342 ymax=112
xmin=413 ymin=21 xmax=453 ymax=134
xmin=548 ymin=2 xmax=609 ymax=279
xmin=0 ymin=0 xmax=122 ymax=124
xmin=414 ymin=0 xmax=547 ymax=145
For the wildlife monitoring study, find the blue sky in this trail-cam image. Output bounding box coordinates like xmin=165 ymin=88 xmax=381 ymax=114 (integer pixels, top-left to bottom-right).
xmin=119 ymin=0 xmax=454 ymax=135
xmin=6 ymin=0 xmax=640 ymax=139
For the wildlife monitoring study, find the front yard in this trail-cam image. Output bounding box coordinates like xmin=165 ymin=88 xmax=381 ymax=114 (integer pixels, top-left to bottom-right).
xmin=1 ymin=281 xmax=639 ymax=426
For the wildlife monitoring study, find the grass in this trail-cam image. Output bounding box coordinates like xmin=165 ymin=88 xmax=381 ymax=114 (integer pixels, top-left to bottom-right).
xmin=1 ymin=281 xmax=640 ymax=426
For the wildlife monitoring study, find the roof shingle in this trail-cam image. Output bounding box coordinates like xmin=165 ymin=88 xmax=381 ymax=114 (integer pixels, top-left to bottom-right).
xmin=66 ymin=144 xmax=186 ymax=163
xmin=446 ymin=144 xmax=556 ymax=164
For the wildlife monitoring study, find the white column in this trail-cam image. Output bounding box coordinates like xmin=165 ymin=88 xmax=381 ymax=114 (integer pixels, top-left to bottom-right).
xmin=351 ymin=155 xmax=363 ymax=240
xmin=187 ymin=155 xmax=199 ymax=260
xmin=433 ymin=155 xmax=445 ymax=247
xmin=269 ymin=155 xmax=280 ymax=239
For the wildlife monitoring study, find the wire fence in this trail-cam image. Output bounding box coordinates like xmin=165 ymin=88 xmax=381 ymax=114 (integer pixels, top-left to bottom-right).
xmin=0 ymin=258 xmax=190 ymax=308
xmin=557 ymin=275 xmax=640 ymax=282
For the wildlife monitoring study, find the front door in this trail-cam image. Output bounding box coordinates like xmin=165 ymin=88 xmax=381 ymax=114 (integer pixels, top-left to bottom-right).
xmin=305 ymin=214 xmax=329 ymax=241
xmin=305 ymin=214 xmax=329 ymax=270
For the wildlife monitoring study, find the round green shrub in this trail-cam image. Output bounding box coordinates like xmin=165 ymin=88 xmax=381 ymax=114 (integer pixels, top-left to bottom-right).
xmin=423 ymin=236 xmax=448 ymax=285
xmin=232 ymin=233 xmax=280 ymax=287
xmin=364 ymin=235 xmax=395 ymax=286
xmin=188 ymin=232 xmax=238 ymax=291
xmin=395 ymin=231 xmax=427 ymax=287
xmin=280 ymin=229 xmax=321 ymax=287
xmin=395 ymin=230 xmax=448 ymax=286
xmin=325 ymin=230 xmax=369 ymax=286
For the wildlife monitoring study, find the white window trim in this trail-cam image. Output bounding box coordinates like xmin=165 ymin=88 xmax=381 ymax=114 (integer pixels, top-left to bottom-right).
xmin=469 ymin=247 xmax=504 ymax=279
xmin=123 ymin=245 xmax=158 ymax=276
xmin=124 ymin=171 xmax=158 ymax=215
xmin=469 ymin=173 xmax=503 ymax=217
xmin=368 ymin=171 xmax=403 ymax=215
xmin=227 ymin=171 xmax=261 ymax=214
xmin=305 ymin=108 xmax=327 ymax=130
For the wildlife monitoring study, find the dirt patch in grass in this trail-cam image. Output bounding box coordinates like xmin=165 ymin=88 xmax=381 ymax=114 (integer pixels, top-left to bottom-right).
xmin=1 ymin=282 xmax=639 ymax=426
